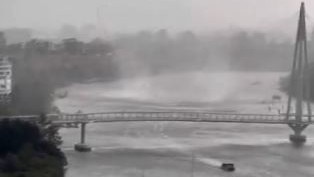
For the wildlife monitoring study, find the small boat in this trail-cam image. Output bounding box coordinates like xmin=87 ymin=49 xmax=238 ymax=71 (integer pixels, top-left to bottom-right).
xmin=221 ymin=163 xmax=235 ymax=172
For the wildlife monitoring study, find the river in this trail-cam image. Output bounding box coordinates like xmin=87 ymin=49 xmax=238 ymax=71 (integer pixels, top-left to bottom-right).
xmin=55 ymin=71 xmax=314 ymax=177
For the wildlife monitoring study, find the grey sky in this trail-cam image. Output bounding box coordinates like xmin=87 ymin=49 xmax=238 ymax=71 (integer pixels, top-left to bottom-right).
xmin=0 ymin=0 xmax=313 ymax=33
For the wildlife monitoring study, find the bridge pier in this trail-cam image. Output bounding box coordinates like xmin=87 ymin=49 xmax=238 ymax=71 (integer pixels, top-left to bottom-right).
xmin=288 ymin=124 xmax=308 ymax=146
xmin=74 ymin=122 xmax=92 ymax=152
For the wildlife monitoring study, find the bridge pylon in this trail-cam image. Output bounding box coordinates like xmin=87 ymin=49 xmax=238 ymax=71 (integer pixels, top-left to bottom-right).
xmin=286 ymin=2 xmax=312 ymax=146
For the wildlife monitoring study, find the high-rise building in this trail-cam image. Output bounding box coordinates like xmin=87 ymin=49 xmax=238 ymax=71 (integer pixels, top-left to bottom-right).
xmin=0 ymin=56 xmax=12 ymax=103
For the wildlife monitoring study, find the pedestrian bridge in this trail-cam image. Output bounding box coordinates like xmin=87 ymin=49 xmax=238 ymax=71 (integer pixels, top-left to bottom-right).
xmin=1 ymin=110 xmax=313 ymax=151
xmin=49 ymin=111 xmax=312 ymax=125
xmin=3 ymin=111 xmax=313 ymax=125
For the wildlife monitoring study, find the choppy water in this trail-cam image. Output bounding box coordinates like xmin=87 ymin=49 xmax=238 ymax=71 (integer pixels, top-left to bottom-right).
xmin=56 ymin=71 xmax=314 ymax=177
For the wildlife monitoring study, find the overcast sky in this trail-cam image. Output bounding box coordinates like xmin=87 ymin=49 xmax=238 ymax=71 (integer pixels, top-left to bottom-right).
xmin=0 ymin=0 xmax=313 ymax=33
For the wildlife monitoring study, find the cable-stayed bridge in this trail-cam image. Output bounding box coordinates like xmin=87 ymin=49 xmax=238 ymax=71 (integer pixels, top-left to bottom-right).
xmin=1 ymin=110 xmax=313 ymax=152
xmin=2 ymin=2 xmax=314 ymax=151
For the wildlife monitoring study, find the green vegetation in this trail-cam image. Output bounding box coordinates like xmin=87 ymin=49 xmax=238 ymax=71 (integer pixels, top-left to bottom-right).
xmin=0 ymin=118 xmax=67 ymax=177
xmin=2 ymin=28 xmax=314 ymax=114
xmin=1 ymin=35 xmax=117 ymax=115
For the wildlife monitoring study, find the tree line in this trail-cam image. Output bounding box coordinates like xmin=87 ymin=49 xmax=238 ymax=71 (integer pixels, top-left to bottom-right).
xmin=2 ymin=28 xmax=314 ymax=114
xmin=113 ymin=29 xmax=314 ymax=75
xmin=0 ymin=32 xmax=118 ymax=115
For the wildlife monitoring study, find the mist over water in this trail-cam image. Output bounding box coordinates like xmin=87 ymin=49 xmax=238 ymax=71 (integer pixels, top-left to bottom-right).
xmin=101 ymin=72 xmax=275 ymax=102
xmin=3 ymin=1 xmax=314 ymax=177
xmin=101 ymin=72 xmax=237 ymax=102
xmin=56 ymin=71 xmax=287 ymax=113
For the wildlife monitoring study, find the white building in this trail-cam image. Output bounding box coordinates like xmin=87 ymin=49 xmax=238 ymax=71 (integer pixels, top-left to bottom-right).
xmin=0 ymin=56 xmax=12 ymax=96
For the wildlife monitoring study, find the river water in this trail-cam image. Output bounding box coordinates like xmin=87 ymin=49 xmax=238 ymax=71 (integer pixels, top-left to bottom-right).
xmin=55 ymin=71 xmax=314 ymax=177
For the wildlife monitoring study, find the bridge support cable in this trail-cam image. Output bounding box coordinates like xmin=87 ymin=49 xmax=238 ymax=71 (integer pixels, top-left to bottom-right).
xmin=286 ymin=2 xmax=312 ymax=146
xmin=303 ymin=20 xmax=312 ymax=122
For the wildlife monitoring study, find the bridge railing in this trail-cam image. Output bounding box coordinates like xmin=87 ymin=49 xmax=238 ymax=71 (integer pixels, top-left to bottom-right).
xmin=51 ymin=111 xmax=293 ymax=124
xmin=0 ymin=115 xmax=39 ymax=122
xmin=0 ymin=112 xmax=311 ymax=125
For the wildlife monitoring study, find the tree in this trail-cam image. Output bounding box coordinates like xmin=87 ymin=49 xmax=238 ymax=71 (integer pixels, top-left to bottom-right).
xmin=62 ymin=38 xmax=83 ymax=54
xmin=86 ymin=38 xmax=113 ymax=55
xmin=0 ymin=119 xmax=67 ymax=177
xmin=38 ymin=114 xmax=62 ymax=146
xmin=11 ymin=69 xmax=54 ymax=115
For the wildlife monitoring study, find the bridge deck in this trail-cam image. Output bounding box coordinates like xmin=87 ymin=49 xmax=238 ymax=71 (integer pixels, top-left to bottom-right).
xmin=49 ymin=112 xmax=313 ymax=125
xmin=1 ymin=112 xmax=312 ymax=125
